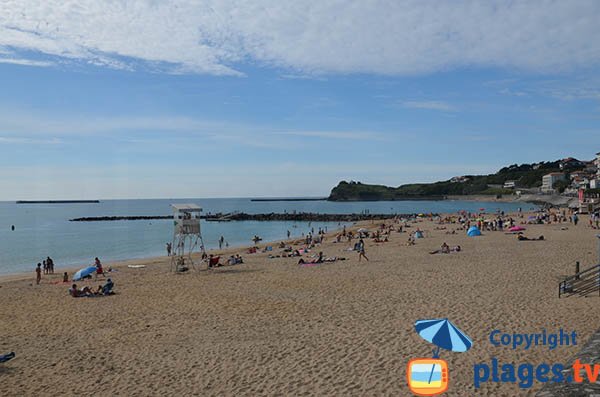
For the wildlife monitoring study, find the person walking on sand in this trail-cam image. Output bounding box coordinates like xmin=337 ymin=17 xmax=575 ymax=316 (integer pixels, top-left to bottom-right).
xmin=94 ymin=257 xmax=106 ymax=278
xmin=35 ymin=263 xmax=42 ymax=285
xmin=358 ymin=239 xmax=369 ymax=262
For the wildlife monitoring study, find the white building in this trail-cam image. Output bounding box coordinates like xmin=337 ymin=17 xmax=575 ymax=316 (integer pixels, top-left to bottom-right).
xmin=503 ymin=180 xmax=516 ymax=189
xmin=541 ymin=173 xmax=566 ymax=193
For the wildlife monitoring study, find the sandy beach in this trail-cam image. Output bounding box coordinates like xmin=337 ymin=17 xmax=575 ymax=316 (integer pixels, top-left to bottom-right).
xmin=1 ymin=212 xmax=599 ymax=396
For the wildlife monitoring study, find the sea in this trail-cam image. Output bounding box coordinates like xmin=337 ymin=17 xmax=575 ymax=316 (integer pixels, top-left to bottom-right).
xmin=0 ymin=198 xmax=533 ymax=275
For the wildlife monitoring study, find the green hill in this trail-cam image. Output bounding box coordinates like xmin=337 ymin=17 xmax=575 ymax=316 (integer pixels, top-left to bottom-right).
xmin=328 ymin=160 xmax=567 ymax=201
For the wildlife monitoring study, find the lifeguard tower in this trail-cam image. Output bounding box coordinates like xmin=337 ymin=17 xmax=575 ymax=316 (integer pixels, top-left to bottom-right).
xmin=171 ymin=204 xmax=205 ymax=272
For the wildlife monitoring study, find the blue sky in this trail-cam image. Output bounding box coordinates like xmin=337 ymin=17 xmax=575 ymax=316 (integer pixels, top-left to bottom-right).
xmin=0 ymin=1 xmax=599 ymax=200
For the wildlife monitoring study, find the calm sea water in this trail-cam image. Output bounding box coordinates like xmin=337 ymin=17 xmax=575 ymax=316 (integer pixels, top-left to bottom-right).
xmin=0 ymin=198 xmax=532 ymax=275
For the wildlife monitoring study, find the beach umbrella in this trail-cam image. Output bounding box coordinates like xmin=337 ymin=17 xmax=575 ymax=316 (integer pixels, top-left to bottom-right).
xmin=415 ymin=318 xmax=473 ymax=384
xmin=73 ymin=266 xmax=97 ymax=281
xmin=415 ymin=318 xmax=473 ymax=354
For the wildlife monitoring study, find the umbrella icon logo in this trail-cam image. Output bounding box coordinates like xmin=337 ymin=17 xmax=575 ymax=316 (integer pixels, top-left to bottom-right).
xmin=407 ymin=318 xmax=473 ymax=396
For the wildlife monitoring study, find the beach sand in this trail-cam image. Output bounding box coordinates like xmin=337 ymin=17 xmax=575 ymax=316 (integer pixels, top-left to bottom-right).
xmin=1 ymin=213 xmax=599 ymax=396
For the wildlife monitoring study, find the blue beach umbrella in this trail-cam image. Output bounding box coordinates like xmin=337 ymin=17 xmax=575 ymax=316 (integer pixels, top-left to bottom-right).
xmin=415 ymin=318 xmax=473 ymax=384
xmin=415 ymin=318 xmax=473 ymax=355
xmin=73 ymin=266 xmax=97 ymax=281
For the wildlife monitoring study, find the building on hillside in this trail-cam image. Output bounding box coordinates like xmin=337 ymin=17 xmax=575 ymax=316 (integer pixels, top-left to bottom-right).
xmin=569 ymin=171 xmax=587 ymax=180
xmin=503 ymin=180 xmax=516 ymax=189
xmin=541 ymin=173 xmax=566 ymax=193
xmin=450 ymin=176 xmax=469 ymax=183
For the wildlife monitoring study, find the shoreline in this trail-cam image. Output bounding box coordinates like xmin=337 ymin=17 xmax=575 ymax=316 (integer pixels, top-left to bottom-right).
xmin=0 ymin=221 xmax=362 ymax=284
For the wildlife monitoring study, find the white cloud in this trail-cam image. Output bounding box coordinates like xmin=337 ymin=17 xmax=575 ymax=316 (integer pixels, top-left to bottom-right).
xmin=0 ymin=136 xmax=62 ymax=144
xmin=402 ymin=101 xmax=456 ymax=111
xmin=0 ymin=1 xmax=599 ymax=76
xmin=0 ymin=108 xmax=391 ymax=149
xmin=277 ymin=130 xmax=386 ymax=140
xmin=0 ymin=57 xmax=54 ymax=67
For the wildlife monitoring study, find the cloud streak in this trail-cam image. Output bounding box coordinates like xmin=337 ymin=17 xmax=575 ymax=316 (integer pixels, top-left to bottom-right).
xmin=401 ymin=101 xmax=456 ymax=111
xmin=1 ymin=1 xmax=599 ymax=76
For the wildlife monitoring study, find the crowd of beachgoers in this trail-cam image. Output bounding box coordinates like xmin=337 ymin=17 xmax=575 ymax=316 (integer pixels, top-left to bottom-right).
xmin=30 ymin=206 xmax=599 ymax=285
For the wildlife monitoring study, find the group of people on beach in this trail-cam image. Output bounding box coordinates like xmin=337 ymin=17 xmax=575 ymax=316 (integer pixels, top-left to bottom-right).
xmin=35 ymin=256 xmax=55 ymax=284
xmin=69 ymin=278 xmax=114 ymax=298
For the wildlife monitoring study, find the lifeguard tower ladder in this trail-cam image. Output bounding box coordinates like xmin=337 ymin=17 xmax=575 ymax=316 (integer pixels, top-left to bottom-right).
xmin=170 ymin=204 xmax=205 ymax=272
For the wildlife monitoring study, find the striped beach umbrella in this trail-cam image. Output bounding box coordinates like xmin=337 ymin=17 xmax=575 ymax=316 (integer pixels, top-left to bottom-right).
xmin=415 ymin=318 xmax=472 ymax=355
xmin=415 ymin=318 xmax=473 ymax=385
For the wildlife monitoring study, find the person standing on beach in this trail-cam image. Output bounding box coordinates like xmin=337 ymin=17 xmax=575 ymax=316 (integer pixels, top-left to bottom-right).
xmin=358 ymin=239 xmax=369 ymax=262
xmin=287 ymin=230 xmax=291 ymax=239
xmin=166 ymin=242 xmax=172 ymax=256
xmin=219 ymin=236 xmax=224 ymax=250
xmin=47 ymin=257 xmax=54 ymax=274
xmin=35 ymin=263 xmax=42 ymax=285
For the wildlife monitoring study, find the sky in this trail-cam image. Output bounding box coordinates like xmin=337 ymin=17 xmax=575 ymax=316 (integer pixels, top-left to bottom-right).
xmin=1 ymin=1 xmax=599 ymax=200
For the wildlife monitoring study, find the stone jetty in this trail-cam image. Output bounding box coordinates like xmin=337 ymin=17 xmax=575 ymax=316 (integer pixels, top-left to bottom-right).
xmin=70 ymin=212 xmax=434 ymax=222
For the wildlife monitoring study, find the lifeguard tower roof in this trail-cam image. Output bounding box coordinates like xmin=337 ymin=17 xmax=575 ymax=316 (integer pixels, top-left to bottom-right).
xmin=171 ymin=203 xmax=202 ymax=212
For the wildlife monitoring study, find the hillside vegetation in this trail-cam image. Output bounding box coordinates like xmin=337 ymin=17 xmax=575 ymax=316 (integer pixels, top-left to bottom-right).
xmin=328 ymin=160 xmax=565 ymax=201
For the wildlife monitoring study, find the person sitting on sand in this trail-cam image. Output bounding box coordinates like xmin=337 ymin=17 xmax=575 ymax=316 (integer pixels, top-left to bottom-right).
xmin=441 ymin=242 xmax=450 ymax=254
xmin=69 ymin=284 xmax=93 ymax=297
xmin=407 ymin=236 xmax=415 ymax=246
xmin=208 ymin=254 xmax=221 ymax=268
xmin=63 ymin=272 xmax=69 ymax=283
xmin=102 ymin=279 xmax=115 ymax=295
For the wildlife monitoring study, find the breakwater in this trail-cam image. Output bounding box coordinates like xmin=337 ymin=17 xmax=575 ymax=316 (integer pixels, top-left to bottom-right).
xmin=70 ymin=212 xmax=434 ymax=222
xmin=17 ymin=200 xmax=100 ymax=204
xmin=250 ymin=198 xmax=327 ymax=202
